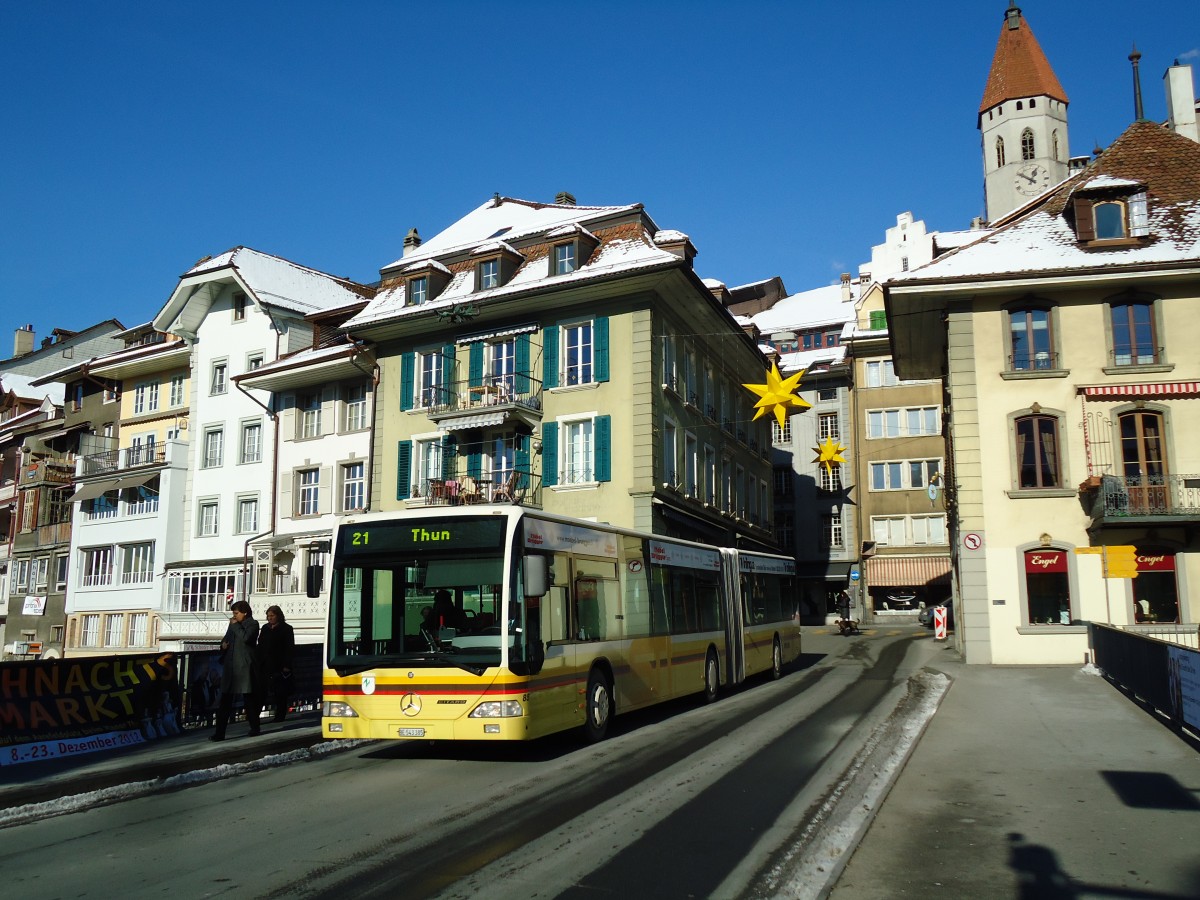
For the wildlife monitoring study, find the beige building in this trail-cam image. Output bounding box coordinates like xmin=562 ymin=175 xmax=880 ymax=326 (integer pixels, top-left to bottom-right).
xmin=343 ymin=195 xmax=777 ymax=551
xmin=887 ymin=120 xmax=1200 ymax=664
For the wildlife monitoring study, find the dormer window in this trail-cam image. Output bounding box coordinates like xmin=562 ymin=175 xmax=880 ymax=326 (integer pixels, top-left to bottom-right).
xmin=1073 ymin=184 xmax=1150 ymax=246
xmin=554 ymin=243 xmax=576 ymax=275
xmin=479 ymin=259 xmax=499 ymax=289
xmin=409 ymin=276 xmax=428 ymax=305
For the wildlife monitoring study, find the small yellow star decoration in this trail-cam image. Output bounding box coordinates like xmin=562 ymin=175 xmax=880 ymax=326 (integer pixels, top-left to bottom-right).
xmin=813 ymin=435 xmax=848 ymax=477
xmin=742 ymin=362 xmax=811 ymax=429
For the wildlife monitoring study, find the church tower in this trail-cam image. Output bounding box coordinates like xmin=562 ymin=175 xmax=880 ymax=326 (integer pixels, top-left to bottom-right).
xmin=979 ymin=3 xmax=1069 ymax=222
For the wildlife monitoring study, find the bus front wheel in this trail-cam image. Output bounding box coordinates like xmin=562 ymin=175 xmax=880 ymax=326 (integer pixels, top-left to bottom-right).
xmin=583 ymin=669 xmax=613 ymax=742
xmin=703 ymin=649 xmax=720 ymax=704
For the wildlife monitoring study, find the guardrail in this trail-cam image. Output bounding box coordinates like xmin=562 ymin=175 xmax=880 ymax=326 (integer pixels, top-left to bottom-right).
xmin=1089 ymin=622 xmax=1199 ymax=741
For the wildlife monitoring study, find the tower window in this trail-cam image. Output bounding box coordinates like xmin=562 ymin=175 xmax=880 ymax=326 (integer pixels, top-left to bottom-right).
xmin=995 ymin=136 xmax=1006 ymax=169
xmin=1016 ymin=101 xmax=1023 ymax=110
xmin=1053 ymin=130 xmax=1060 ymax=161
xmin=1029 ymin=98 xmax=1037 ymax=108
xmin=1021 ymin=128 xmax=1035 ymax=161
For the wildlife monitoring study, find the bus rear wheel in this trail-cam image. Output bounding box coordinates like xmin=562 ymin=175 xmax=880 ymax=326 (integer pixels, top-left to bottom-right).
xmin=703 ymin=649 xmax=720 ymax=704
xmin=771 ymin=637 xmax=784 ymax=680
xmin=582 ymin=669 xmax=613 ymax=742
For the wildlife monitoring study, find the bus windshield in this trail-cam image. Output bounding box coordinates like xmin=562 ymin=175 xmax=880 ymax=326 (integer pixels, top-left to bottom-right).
xmin=328 ymin=516 xmax=512 ymax=674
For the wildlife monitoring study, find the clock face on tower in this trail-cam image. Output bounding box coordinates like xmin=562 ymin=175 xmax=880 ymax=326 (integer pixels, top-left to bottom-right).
xmin=1013 ymin=162 xmax=1051 ymax=197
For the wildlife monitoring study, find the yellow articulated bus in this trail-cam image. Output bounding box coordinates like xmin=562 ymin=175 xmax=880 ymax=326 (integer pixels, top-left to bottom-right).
xmin=317 ymin=506 xmax=801 ymax=742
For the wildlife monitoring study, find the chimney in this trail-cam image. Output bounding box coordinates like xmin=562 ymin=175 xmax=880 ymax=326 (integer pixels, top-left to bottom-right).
xmin=555 ymin=191 xmax=576 ymax=206
xmin=1164 ymin=61 xmax=1200 ymax=143
xmin=403 ymin=228 xmax=422 ymax=257
xmin=1130 ymin=45 xmax=1145 ymax=121
xmin=840 ymin=273 xmax=853 ymax=303
xmin=13 ymin=324 xmax=34 ymax=358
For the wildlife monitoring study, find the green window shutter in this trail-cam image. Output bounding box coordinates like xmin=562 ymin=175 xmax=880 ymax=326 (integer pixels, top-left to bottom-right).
xmin=869 ymin=310 xmax=887 ymax=330
xmin=542 ymin=325 xmax=559 ymax=389
xmin=594 ymin=316 xmax=609 ymax=383
xmin=441 ymin=344 xmax=456 ymax=405
xmin=541 ymin=422 xmax=559 ymax=487
xmin=441 ymin=435 xmax=456 ymax=479
xmin=399 ymin=353 xmax=415 ymax=411
xmin=467 ymin=445 xmax=482 ymax=481
xmin=515 ymin=333 xmax=531 ymax=395
xmin=396 ymin=441 xmax=412 ymax=499
xmin=594 ymin=415 xmax=611 ymax=482
xmin=468 ymin=342 xmax=484 ymax=388
xmin=515 ymin=433 xmax=530 ymax=489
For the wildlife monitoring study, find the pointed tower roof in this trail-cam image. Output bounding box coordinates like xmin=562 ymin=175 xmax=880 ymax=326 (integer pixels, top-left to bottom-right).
xmin=978 ymin=3 xmax=1068 ymax=121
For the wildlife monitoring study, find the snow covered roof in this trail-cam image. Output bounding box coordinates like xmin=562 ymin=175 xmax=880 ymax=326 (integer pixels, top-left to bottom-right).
xmin=750 ymin=282 xmax=859 ymax=333
xmin=1 ymin=373 xmax=64 ymax=405
xmin=181 ymin=247 xmax=373 ymax=316
xmin=779 ymin=345 xmax=847 ymax=372
xmin=382 ymin=196 xmax=642 ymax=273
xmin=931 ymin=229 xmax=992 ymax=252
xmin=891 ymin=121 xmax=1200 ymax=285
xmin=349 ymin=206 xmax=681 ymax=332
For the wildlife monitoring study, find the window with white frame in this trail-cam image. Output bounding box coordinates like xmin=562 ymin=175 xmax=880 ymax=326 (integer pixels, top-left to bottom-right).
xmin=662 ymin=333 xmax=677 ymax=390
xmin=125 ymin=479 xmax=158 ymax=516
xmin=198 ymin=501 xmax=219 ymax=537
xmin=237 ymin=497 xmax=259 ymax=534
xmin=342 ymin=461 xmax=365 ymax=511
xmin=120 ymin=543 xmax=155 ymax=584
xmin=562 ymin=418 xmax=594 ymax=484
xmin=818 ymin=412 xmax=840 ymax=440
xmin=104 ymin=614 xmax=125 ymax=647
xmin=870 ymin=458 xmax=941 ymax=491
xmin=247 ymin=352 xmax=263 ymax=370
xmin=871 ymin=514 xmax=947 ymax=546
xmin=297 ymin=469 xmax=320 ymax=516
xmin=409 ymin=276 xmax=428 ymax=305
xmin=128 ymin=612 xmax=149 ymax=646
xmin=554 ymin=243 xmax=576 ymax=275
xmin=81 ymin=614 xmax=100 ymax=647
xmin=704 ymin=445 xmax=717 ymax=505
xmin=821 ymin=512 xmax=844 ymax=549
xmin=203 ymin=428 xmax=224 ymax=468
xmin=133 ymin=381 xmax=159 ymax=415
xmin=81 ymin=547 xmax=114 ymax=586
xmin=489 ymin=339 xmax=516 ymax=395
xmin=684 ymin=433 xmax=698 ymax=496
xmin=299 ymin=392 xmax=322 ymax=438
xmin=479 ymin=259 xmax=499 ymax=289
xmin=54 ymin=555 xmax=68 ymax=591
xmin=486 ymin=432 xmax=517 ymax=488
xmin=169 ymin=374 xmax=185 ymax=407
xmin=167 ymin=568 xmax=241 ymax=614
xmin=10 ymin=559 xmax=29 ymax=593
xmin=866 ymin=406 xmax=939 ymax=438
xmin=415 ymin=439 xmax=443 ymax=497
xmin=211 ymin=361 xmax=228 ymax=395
xmin=864 ymin=359 xmax=900 ymax=387
xmin=31 ymin=556 xmax=49 ymax=591
xmin=772 ymin=418 xmax=792 ymax=444
xmin=563 ymin=322 xmax=593 ymax=386
xmin=233 ymin=293 xmax=247 ymax=321
xmin=239 ymin=421 xmax=262 ymax=464
xmin=417 ymin=351 xmax=443 ymax=408
xmin=817 ymin=387 xmax=837 ymax=402
xmin=663 ymin=420 xmax=678 ymax=485
xmin=818 ymin=464 xmax=842 ymax=492
xmin=344 ymin=384 xmax=368 ymax=431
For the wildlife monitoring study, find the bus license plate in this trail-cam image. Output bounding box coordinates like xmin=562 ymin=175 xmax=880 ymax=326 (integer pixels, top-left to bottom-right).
xmin=398 ymin=727 xmax=426 ymax=737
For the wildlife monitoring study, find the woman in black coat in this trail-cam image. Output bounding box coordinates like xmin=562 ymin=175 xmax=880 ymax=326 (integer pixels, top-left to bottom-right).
xmin=212 ymin=600 xmax=261 ymax=741
xmin=258 ymin=605 xmax=296 ymax=722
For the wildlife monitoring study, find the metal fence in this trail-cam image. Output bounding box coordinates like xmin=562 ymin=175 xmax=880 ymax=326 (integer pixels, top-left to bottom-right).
xmin=1089 ymin=622 xmax=1199 ymax=739
xmin=178 ymin=643 xmax=324 ymax=729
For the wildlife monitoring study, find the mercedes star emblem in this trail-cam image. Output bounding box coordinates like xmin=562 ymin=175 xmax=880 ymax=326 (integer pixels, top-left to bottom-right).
xmin=399 ymin=692 xmax=423 ymax=716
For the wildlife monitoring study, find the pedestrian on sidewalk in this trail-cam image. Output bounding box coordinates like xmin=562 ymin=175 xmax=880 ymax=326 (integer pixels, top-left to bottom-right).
xmin=258 ymin=604 xmax=295 ymax=722
xmin=212 ymin=599 xmax=262 ymax=741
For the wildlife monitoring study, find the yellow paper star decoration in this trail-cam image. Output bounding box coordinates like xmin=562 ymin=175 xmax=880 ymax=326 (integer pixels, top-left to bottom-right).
xmin=742 ymin=362 xmax=811 ymax=429
xmin=813 ymin=435 xmax=848 ymax=477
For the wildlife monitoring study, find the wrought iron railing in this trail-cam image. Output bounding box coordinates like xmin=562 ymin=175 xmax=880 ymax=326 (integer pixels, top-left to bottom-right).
xmin=1093 ymin=473 xmax=1200 ymax=518
xmin=422 ymin=374 xmax=543 ymax=417
xmin=1108 ymin=345 xmax=1164 ymax=367
xmin=408 ymin=461 xmax=542 ymax=507
xmin=1007 ymin=350 xmax=1060 ymax=371
xmin=81 ymin=444 xmax=167 ymax=476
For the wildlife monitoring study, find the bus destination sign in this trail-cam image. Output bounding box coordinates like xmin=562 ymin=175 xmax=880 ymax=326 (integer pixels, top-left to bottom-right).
xmin=339 ymin=518 xmax=505 ymax=556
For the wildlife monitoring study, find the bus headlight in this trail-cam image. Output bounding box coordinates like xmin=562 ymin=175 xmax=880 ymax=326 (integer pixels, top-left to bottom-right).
xmin=468 ymin=700 xmax=523 ymax=718
xmin=323 ymin=701 xmax=359 ymax=717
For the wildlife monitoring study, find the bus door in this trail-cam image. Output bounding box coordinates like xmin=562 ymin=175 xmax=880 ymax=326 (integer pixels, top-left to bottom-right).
xmin=620 ymin=540 xmax=664 ymax=709
xmin=721 ymin=550 xmax=746 ymax=684
xmin=526 ymin=552 xmax=576 ymax=730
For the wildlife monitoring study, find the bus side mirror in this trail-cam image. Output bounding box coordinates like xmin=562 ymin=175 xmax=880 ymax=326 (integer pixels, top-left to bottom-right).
xmin=524 ymin=555 xmax=548 ymax=598
xmin=306 ymin=565 xmax=324 ymax=598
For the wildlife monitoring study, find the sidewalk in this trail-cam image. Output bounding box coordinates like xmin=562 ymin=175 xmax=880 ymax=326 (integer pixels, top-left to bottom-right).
xmin=0 ymin=712 xmax=325 ymax=811
xmin=830 ymin=639 xmax=1200 ymax=899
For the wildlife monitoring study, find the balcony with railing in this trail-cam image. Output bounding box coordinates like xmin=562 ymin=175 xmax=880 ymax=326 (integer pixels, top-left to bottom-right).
xmin=1007 ymin=350 xmax=1062 ymax=372
xmin=21 ymin=459 xmax=74 ymax=486
xmin=406 ymin=446 xmax=542 ymax=508
xmin=81 ymin=443 xmax=169 ymax=477
xmin=1086 ymin=473 xmax=1200 ymax=524
xmin=424 ymin=374 xmax=544 ymax=431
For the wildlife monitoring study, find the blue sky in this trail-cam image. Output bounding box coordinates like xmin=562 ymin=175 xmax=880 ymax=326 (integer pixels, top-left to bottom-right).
xmin=2 ymin=1 xmax=1195 ymax=343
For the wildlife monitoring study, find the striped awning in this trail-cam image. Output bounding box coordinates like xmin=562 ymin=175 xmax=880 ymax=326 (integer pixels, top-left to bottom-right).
xmin=864 ymin=555 xmax=952 ymax=587
xmin=1080 ymin=382 xmax=1200 ymax=400
xmin=441 ymin=411 xmax=506 ymax=431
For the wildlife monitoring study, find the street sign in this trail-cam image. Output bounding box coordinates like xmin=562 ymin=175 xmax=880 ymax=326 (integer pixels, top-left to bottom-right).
xmin=934 ymin=606 xmax=947 ymax=641
xmin=963 ymin=533 xmax=982 ymax=551
xmin=1073 ymin=547 xmax=1105 ymax=554
xmin=849 ymin=568 xmax=860 ymax=582
xmin=1103 ymin=546 xmax=1138 ymax=579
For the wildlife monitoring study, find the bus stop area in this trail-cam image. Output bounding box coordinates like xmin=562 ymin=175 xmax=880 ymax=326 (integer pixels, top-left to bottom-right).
xmin=3 ymin=626 xmax=1198 ymax=897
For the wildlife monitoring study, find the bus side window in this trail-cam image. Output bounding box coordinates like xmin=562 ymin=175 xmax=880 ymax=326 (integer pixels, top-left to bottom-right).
xmin=543 ymin=553 xmax=570 ymax=643
xmin=576 ymin=576 xmax=600 ymax=640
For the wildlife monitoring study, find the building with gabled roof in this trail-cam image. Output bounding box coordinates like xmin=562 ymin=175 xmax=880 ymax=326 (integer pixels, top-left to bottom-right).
xmin=887 ymin=113 xmax=1200 ymax=664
